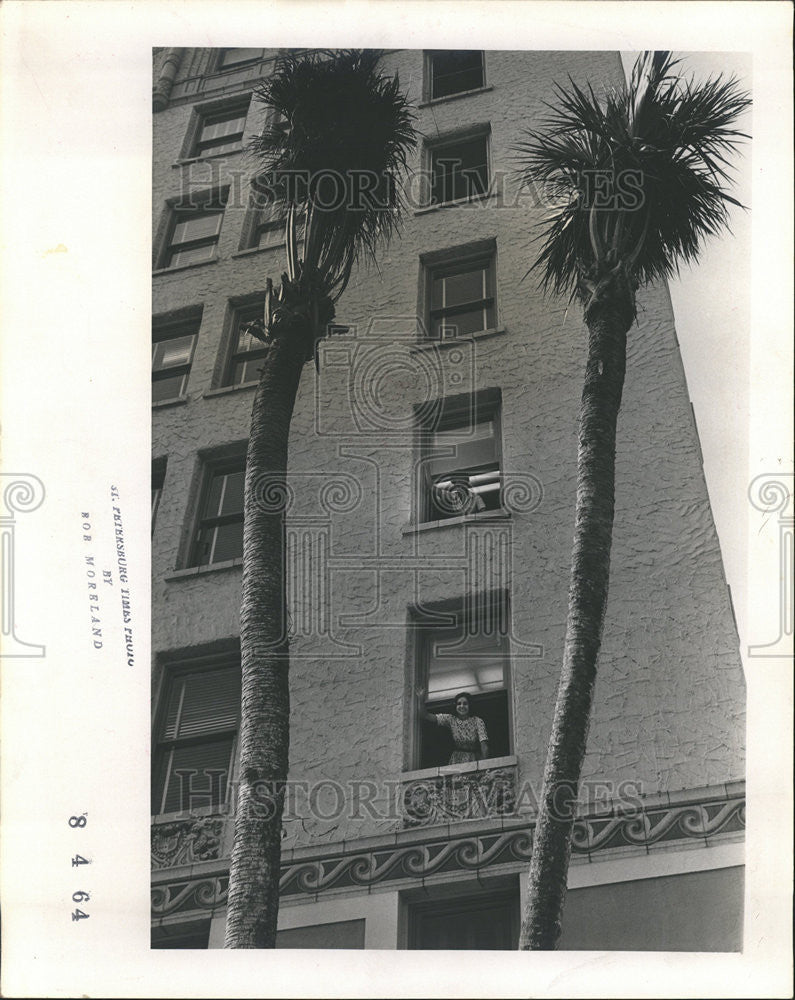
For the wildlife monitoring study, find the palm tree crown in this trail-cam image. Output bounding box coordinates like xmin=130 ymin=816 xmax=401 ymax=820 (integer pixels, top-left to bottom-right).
xmin=517 ymin=51 xmax=750 ymax=305
xmin=250 ymin=49 xmax=417 ymax=307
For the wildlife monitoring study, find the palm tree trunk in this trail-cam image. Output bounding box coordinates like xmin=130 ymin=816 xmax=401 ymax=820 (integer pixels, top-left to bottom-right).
xmin=520 ymin=281 xmax=632 ymax=950
xmin=225 ymin=328 xmax=307 ymax=949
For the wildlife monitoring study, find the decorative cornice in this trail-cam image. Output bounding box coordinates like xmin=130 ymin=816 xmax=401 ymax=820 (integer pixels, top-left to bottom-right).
xmin=151 ymin=817 xmax=224 ymax=870
xmin=151 ymin=791 xmax=745 ymax=917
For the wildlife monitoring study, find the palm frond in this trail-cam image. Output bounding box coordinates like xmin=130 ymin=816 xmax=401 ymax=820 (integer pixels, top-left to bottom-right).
xmin=249 ymin=49 xmax=417 ymax=303
xmin=515 ymin=51 xmax=751 ymax=299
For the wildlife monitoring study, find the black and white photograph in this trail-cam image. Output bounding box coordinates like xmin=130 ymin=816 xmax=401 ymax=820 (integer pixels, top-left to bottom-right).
xmin=0 ymin=2 xmax=792 ymax=997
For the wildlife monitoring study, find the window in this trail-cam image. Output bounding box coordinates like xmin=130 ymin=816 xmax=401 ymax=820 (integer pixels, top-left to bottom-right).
xmin=417 ymin=388 xmax=502 ymax=523
xmin=223 ymin=301 xmax=269 ymax=386
xmin=191 ymin=456 xmax=245 ymax=566
xmin=427 ymin=129 xmax=489 ymax=206
xmin=407 ymin=886 xmax=519 ymax=949
xmin=190 ymin=98 xmax=250 ymax=158
xmin=428 ymin=50 xmax=485 ymax=100
xmin=217 ymin=48 xmax=263 ymax=70
xmin=152 ymin=315 xmax=199 ymax=403
xmin=413 ymin=590 xmax=511 ymax=770
xmin=152 ymin=458 xmax=166 ymax=534
xmin=427 ymin=252 xmax=496 ymax=341
xmin=242 ymin=176 xmax=305 ymax=251
xmin=152 ymin=660 xmax=241 ymax=815
xmin=160 ymin=191 xmax=227 ymax=269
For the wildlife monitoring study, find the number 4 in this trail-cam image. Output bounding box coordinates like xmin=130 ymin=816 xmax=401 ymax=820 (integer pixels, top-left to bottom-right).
xmin=72 ymin=855 xmax=91 ymax=867
xmin=72 ymin=909 xmax=90 ymax=921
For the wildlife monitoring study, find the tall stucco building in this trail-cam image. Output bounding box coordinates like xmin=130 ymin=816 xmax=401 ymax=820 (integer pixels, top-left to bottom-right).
xmin=150 ymin=47 xmax=746 ymax=950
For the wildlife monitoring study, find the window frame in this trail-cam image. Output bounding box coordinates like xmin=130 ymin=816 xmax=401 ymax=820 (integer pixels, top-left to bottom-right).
xmin=215 ymin=48 xmax=264 ymax=71
xmin=186 ymin=95 xmax=251 ymax=160
xmin=222 ymin=299 xmax=269 ymax=387
xmin=152 ymin=314 xmax=200 ymax=404
xmin=152 ymin=458 xmax=167 ymax=535
xmin=419 ymin=238 xmax=499 ymax=343
xmin=151 ymin=655 xmax=241 ymax=818
xmin=408 ymin=588 xmax=513 ymax=771
xmin=415 ymin=386 xmax=503 ymax=525
xmin=405 ymin=882 xmax=520 ymax=950
xmin=424 ymin=124 xmax=491 ymax=208
xmin=241 ymin=174 xmax=306 ymax=252
xmin=189 ymin=452 xmax=247 ymax=568
xmin=425 ymin=50 xmax=486 ymax=102
xmin=158 ymin=188 xmax=228 ymax=271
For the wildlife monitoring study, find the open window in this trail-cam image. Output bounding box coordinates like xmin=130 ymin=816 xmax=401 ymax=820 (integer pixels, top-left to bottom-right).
xmin=426 ymin=50 xmax=485 ymax=101
xmin=425 ymin=125 xmax=490 ymax=206
xmin=190 ymin=453 xmax=246 ymax=567
xmin=416 ymin=387 xmax=502 ymax=523
xmin=412 ymin=590 xmax=511 ymax=770
xmin=152 ymin=458 xmax=167 ymax=535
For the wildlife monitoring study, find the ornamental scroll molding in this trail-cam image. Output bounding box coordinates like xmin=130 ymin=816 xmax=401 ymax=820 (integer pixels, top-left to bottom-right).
xmin=151 ymin=817 xmax=224 ymax=870
xmin=150 ymin=794 xmax=745 ymax=915
xmin=401 ymin=768 xmax=516 ymax=827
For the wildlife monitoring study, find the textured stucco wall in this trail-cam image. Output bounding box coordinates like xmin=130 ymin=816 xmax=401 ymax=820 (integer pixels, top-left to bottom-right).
xmin=152 ymin=49 xmax=745 ymax=849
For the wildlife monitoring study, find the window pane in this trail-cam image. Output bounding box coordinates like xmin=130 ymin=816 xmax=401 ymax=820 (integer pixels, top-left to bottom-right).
xmin=219 ymin=48 xmax=262 ymax=67
xmin=218 ymin=470 xmax=244 ymax=515
xmin=153 ymin=335 xmax=195 ymax=370
xmin=172 ymin=212 xmax=222 ymax=244
xmin=431 ymin=137 xmax=488 ymax=204
xmin=200 ymin=115 xmax=246 ymax=143
xmin=168 ymin=243 xmax=217 ymax=268
xmin=431 ymin=51 xmax=484 ymax=99
xmin=434 ymin=308 xmax=486 ymax=339
xmin=177 ymin=667 xmax=240 ymax=737
xmin=205 ymin=468 xmax=244 ymax=518
xmin=160 ymin=737 xmax=235 ymax=813
xmin=209 ymin=520 xmax=244 ymax=563
xmin=152 ymin=371 xmax=186 ymax=402
xmin=232 ymin=355 xmax=264 ymax=385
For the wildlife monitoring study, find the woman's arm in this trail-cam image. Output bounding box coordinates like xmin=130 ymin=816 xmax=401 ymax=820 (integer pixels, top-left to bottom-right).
xmin=476 ymin=716 xmax=489 ymax=759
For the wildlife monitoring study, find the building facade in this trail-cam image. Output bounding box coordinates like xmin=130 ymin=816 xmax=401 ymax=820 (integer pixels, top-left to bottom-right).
xmin=151 ymin=47 xmax=746 ymax=950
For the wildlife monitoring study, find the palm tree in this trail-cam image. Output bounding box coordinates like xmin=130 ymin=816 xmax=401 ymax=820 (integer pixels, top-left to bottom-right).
xmin=224 ymin=49 xmax=416 ymax=949
xmin=514 ymin=52 xmax=749 ymax=949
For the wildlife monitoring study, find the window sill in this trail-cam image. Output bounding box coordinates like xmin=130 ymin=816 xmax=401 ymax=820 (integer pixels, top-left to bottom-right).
xmin=410 ymin=327 xmax=505 ymax=353
xmin=402 ymin=755 xmax=517 ymax=782
xmin=165 ymin=558 xmax=242 ymax=581
xmin=231 ymin=245 xmax=285 ymax=259
xmin=203 ymin=381 xmax=259 ymax=399
xmin=414 ymin=190 xmax=495 ymax=216
xmin=153 ymin=257 xmax=219 ymax=277
xmin=152 ymin=395 xmax=189 ymax=410
xmin=419 ymin=85 xmax=493 ymax=108
xmin=402 ymin=508 xmax=511 ymax=535
xmin=172 ymin=149 xmax=243 ymax=168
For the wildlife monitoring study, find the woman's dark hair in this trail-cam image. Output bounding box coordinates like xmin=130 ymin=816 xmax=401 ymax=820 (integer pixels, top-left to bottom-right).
xmin=453 ymin=691 xmax=473 ymax=710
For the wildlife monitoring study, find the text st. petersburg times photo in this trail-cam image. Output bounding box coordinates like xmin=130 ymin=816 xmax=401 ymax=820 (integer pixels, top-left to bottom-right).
xmin=0 ymin=2 xmax=792 ymax=997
